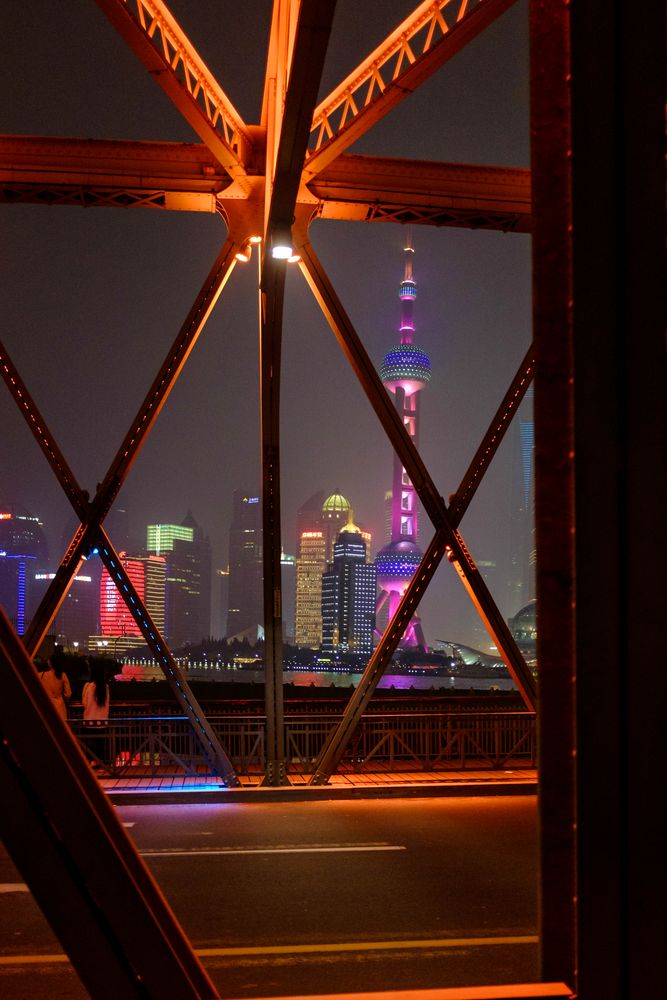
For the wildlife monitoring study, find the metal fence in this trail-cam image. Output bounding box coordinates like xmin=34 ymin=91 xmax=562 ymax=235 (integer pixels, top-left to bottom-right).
xmin=70 ymin=710 xmax=536 ymax=777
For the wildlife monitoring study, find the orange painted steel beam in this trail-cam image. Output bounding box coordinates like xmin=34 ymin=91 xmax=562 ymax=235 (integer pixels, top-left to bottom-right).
xmin=0 ymin=136 xmax=532 ymax=232
xmin=0 ymin=607 xmax=221 ymax=999
xmin=304 ymin=0 xmax=517 ymax=180
xmin=259 ymin=0 xmax=337 ymax=786
xmin=310 ymin=347 xmax=535 ymax=783
xmin=0 ymin=135 xmax=231 ymax=199
xmin=94 ymin=0 xmax=253 ymax=189
xmin=312 ymin=154 xmax=532 ymax=232
xmin=298 ymin=240 xmax=537 ymax=715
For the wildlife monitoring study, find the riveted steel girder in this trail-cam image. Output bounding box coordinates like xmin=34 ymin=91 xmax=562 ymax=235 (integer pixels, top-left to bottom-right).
xmin=0 ymin=607 xmax=220 ymax=999
xmin=94 ymin=0 xmax=253 ymax=187
xmin=298 ymin=240 xmax=537 ymax=716
xmin=309 ymin=346 xmax=535 ymax=783
xmin=260 ymin=0 xmax=338 ymax=786
xmin=304 ymin=0 xmax=517 ymax=180
xmin=0 ymin=243 xmax=241 ymax=784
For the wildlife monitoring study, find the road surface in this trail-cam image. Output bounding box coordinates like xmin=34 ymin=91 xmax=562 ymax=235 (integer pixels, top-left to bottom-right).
xmin=0 ymin=795 xmax=538 ymax=997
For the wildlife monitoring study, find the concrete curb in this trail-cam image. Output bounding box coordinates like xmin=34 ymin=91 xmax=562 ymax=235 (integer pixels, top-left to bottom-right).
xmin=107 ymin=779 xmax=537 ymax=805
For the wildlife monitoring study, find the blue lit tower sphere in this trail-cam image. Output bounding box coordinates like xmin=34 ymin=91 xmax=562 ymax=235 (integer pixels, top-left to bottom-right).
xmin=375 ymin=233 xmax=430 ymax=649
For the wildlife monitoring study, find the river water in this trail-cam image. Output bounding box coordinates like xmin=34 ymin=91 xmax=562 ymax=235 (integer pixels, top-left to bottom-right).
xmin=119 ymin=663 xmax=517 ymax=692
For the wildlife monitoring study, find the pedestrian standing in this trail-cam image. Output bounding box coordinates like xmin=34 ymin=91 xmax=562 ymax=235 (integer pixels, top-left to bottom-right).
xmin=82 ymin=660 xmax=110 ymax=770
xmin=39 ymin=655 xmax=72 ymax=723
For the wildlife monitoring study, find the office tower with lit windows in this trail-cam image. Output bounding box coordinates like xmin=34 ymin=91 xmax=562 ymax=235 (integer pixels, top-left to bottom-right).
xmin=295 ymin=528 xmax=326 ymax=648
xmin=375 ymin=236 xmax=431 ymax=649
xmin=91 ymin=553 xmax=166 ymax=656
xmin=226 ymin=492 xmax=263 ymax=638
xmin=32 ymin=571 xmax=99 ymax=648
xmin=280 ymin=551 xmax=296 ymax=643
xmin=321 ymin=515 xmax=376 ymax=656
xmin=0 ymin=505 xmax=49 ymax=636
xmin=321 ymin=492 xmax=352 ymax=560
xmin=295 ymin=491 xmax=364 ymax=649
xmin=147 ymin=512 xmax=211 ymax=648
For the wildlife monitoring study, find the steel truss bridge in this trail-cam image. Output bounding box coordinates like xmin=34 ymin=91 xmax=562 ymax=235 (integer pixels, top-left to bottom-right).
xmin=0 ymin=2 xmax=662 ymax=999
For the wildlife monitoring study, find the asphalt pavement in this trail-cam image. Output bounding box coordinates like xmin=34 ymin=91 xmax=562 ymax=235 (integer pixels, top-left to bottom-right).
xmin=0 ymin=796 xmax=539 ymax=998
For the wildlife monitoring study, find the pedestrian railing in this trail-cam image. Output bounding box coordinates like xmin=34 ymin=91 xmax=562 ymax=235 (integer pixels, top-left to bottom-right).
xmin=70 ymin=710 xmax=535 ymax=777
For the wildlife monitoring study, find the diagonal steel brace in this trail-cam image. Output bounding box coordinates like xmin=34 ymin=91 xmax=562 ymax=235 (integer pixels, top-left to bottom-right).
xmin=0 ymin=241 xmax=240 ymax=782
xmin=309 ymin=348 xmax=535 ymax=782
xmin=298 ymin=239 xmax=536 ymax=708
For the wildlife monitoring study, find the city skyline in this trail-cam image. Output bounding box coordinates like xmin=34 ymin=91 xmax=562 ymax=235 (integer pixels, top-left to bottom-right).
xmin=1 ymin=0 xmax=532 ymax=651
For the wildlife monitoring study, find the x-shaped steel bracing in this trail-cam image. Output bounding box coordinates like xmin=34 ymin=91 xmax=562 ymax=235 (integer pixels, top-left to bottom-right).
xmin=1 ymin=0 xmax=533 ymax=797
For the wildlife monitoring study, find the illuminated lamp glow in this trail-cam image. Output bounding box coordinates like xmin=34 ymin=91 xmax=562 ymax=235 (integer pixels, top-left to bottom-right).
xmin=248 ymin=235 xmax=262 ymax=244
xmin=0 ymin=512 xmax=12 ymax=519
xmin=271 ymin=244 xmax=293 ymax=260
xmin=235 ymin=247 xmax=251 ymax=263
xmin=287 ymin=254 xmax=301 ymax=264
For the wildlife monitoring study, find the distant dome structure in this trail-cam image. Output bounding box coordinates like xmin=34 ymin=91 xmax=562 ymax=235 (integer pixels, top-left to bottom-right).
xmin=509 ymin=599 xmax=537 ymax=646
xmin=339 ymin=511 xmax=361 ymax=536
xmin=322 ymin=493 xmax=351 ymax=515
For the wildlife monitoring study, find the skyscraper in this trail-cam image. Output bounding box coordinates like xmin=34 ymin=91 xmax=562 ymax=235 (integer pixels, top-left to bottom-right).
xmin=226 ymin=492 xmax=263 ymax=638
xmin=91 ymin=552 xmax=166 ymax=656
xmin=321 ymin=515 xmax=376 ymax=656
xmin=375 ymin=235 xmax=431 ymax=649
xmin=321 ymin=492 xmax=352 ymax=560
xmin=294 ymin=491 xmax=362 ymax=649
xmin=146 ymin=512 xmax=212 ymax=648
xmin=295 ymin=529 xmax=326 ymax=648
xmin=32 ymin=571 xmax=98 ymax=648
xmin=0 ymin=505 xmax=49 ymax=636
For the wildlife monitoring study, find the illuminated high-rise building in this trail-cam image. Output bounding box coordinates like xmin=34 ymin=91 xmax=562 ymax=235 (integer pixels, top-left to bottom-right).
xmin=0 ymin=505 xmax=49 ymax=636
xmin=375 ymin=235 xmax=431 ymax=649
xmin=321 ymin=492 xmax=352 ymax=560
xmin=295 ymin=491 xmax=365 ymax=648
xmin=33 ymin=571 xmax=98 ymax=648
xmin=147 ymin=512 xmax=211 ymax=648
xmin=295 ymin=529 xmax=326 ymax=648
xmin=280 ymin=551 xmax=296 ymax=643
xmin=322 ymin=515 xmax=376 ymax=656
xmin=226 ymin=492 xmax=263 ymax=638
xmin=92 ymin=552 xmax=166 ymax=656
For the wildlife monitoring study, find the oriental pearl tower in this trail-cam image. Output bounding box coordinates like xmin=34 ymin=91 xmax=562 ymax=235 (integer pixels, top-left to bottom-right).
xmin=375 ymin=233 xmax=431 ymax=649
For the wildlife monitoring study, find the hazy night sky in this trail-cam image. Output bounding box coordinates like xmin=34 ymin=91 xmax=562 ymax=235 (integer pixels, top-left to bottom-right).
xmin=1 ymin=0 xmax=532 ymax=648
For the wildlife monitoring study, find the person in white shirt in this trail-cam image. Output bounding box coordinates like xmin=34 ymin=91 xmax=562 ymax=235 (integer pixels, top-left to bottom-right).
xmin=82 ymin=660 xmax=110 ymax=769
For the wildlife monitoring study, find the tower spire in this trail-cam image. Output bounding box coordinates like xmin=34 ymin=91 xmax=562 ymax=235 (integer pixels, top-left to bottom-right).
xmin=399 ymin=225 xmax=417 ymax=345
xmin=376 ymin=234 xmax=432 ymax=650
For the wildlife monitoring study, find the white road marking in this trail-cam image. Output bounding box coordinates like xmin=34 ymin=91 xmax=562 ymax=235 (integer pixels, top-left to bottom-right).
xmin=0 ymin=883 xmax=29 ymax=893
xmin=140 ymin=844 xmax=406 ymax=858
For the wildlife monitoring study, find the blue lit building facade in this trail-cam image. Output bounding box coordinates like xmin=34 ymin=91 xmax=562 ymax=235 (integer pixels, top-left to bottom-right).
xmin=0 ymin=505 xmax=49 ymax=636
